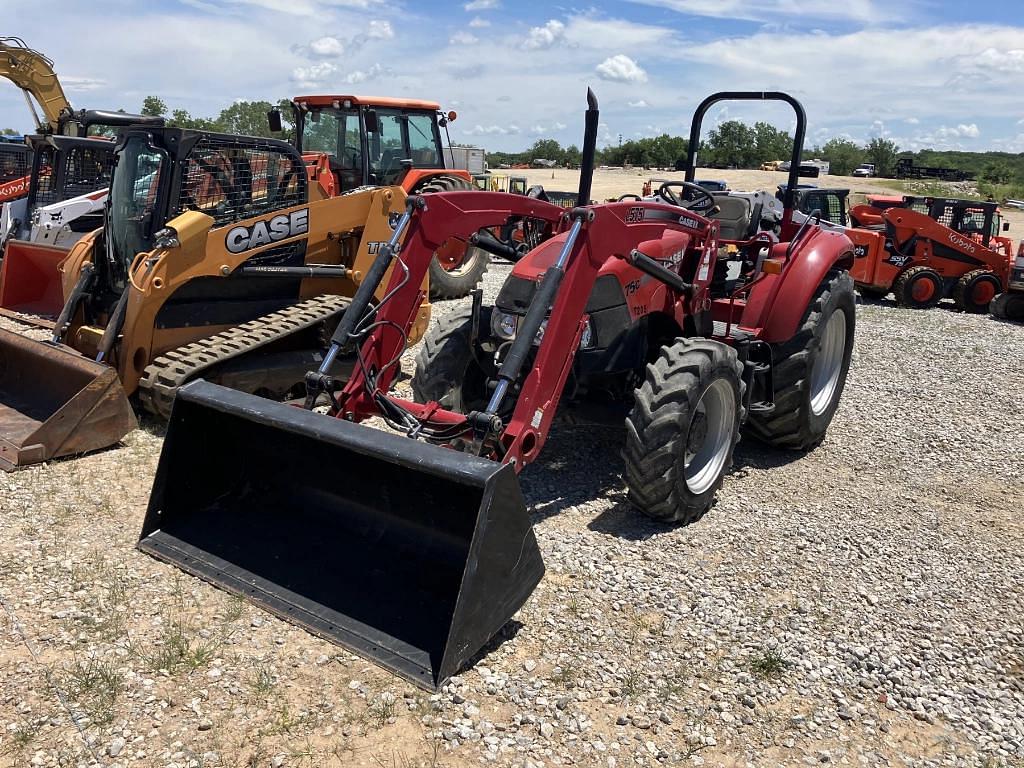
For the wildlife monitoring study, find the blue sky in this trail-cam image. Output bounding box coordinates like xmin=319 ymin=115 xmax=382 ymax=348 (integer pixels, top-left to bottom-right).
xmin=4 ymin=0 xmax=1024 ymax=153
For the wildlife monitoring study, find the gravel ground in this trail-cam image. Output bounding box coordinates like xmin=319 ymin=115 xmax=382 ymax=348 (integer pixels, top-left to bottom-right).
xmin=1 ymin=195 xmax=1023 ymax=767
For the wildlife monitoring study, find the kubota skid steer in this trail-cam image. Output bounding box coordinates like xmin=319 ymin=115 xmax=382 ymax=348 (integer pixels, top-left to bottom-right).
xmin=0 ymin=125 xmax=429 ymax=470
xmin=0 ymin=138 xmax=31 ymax=206
xmin=137 ymin=91 xmax=856 ymax=690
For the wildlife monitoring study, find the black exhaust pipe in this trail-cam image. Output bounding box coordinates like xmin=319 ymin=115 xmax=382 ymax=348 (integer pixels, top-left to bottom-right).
xmin=577 ymin=88 xmax=599 ymax=207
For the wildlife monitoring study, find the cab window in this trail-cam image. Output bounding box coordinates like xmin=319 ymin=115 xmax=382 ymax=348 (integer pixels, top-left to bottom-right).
xmin=407 ymin=113 xmax=442 ymax=167
xmin=368 ymin=110 xmax=407 ymax=185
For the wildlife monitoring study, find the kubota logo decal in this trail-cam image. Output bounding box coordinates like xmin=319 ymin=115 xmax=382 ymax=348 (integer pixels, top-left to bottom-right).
xmin=225 ymin=209 xmax=309 ymax=253
xmin=948 ymin=231 xmax=976 ymax=254
xmin=853 ymin=244 xmax=868 ymax=258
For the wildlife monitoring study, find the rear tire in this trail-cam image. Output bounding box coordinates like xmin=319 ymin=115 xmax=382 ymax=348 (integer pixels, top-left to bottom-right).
xmin=412 ymin=305 xmax=493 ymax=412
xmin=990 ymin=291 xmax=1024 ymax=322
xmin=747 ymin=270 xmax=855 ymax=451
xmin=954 ymin=269 xmax=1001 ymax=313
xmin=894 ymin=266 xmax=942 ymax=309
xmin=623 ymin=339 xmax=744 ymax=525
xmin=414 ymin=175 xmax=489 ymax=300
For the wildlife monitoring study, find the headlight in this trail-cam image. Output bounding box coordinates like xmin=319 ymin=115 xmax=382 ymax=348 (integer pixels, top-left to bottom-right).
xmin=491 ymin=309 xmax=518 ymax=340
xmin=490 ymin=310 xmax=596 ymax=349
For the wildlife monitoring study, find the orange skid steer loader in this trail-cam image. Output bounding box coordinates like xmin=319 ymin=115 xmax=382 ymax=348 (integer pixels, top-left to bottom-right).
xmin=0 ymin=126 xmax=426 ymax=470
xmin=137 ymin=91 xmax=856 ymax=689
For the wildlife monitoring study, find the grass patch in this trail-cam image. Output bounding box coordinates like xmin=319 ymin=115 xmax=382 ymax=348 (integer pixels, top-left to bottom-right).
xmin=367 ymin=693 xmax=398 ymax=728
xmin=250 ymin=661 xmax=277 ymax=700
xmin=62 ymin=654 xmax=123 ymax=726
xmin=748 ymin=649 xmax=789 ymax=681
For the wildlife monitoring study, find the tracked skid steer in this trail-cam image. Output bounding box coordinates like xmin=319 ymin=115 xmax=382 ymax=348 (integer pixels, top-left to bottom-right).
xmin=0 ymin=125 xmax=430 ymax=469
xmin=138 ymin=91 xmax=857 ymax=689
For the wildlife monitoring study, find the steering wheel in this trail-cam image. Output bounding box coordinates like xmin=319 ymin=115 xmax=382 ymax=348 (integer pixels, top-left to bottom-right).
xmin=657 ymin=181 xmax=716 ymax=214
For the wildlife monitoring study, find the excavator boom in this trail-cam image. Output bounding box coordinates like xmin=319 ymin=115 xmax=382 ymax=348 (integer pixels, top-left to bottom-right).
xmin=0 ymin=37 xmax=71 ymax=132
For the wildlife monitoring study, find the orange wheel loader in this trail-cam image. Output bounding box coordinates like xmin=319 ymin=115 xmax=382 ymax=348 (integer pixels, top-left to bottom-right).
xmin=0 ymin=126 xmax=431 ymax=470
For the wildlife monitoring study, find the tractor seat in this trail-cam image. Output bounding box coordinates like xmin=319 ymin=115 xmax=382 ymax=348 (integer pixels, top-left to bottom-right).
xmin=709 ymin=194 xmax=752 ymax=241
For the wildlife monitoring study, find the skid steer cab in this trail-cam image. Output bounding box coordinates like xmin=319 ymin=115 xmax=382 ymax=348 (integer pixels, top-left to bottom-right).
xmin=139 ymin=90 xmax=856 ymax=692
xmin=0 ymin=123 xmax=423 ymax=470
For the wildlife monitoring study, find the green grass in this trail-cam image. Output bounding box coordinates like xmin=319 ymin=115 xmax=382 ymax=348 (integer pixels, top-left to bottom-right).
xmin=748 ymin=649 xmax=789 ymax=681
xmin=62 ymin=655 xmax=123 ymax=726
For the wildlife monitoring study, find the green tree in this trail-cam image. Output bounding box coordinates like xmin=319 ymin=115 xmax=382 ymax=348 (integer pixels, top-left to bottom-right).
xmin=981 ymin=161 xmax=1013 ymax=185
xmin=752 ymin=122 xmax=791 ymax=165
xmin=141 ymin=96 xmax=168 ymax=117
xmin=820 ymin=138 xmax=864 ymax=176
xmin=1 ymin=127 xmax=17 ymax=135
xmin=865 ymin=137 xmax=900 ymax=177
xmin=527 ymin=138 xmax=564 ymax=165
xmin=216 ymin=100 xmax=293 ymax=139
xmin=705 ymin=121 xmax=757 ymax=168
xmin=563 ymin=144 xmax=581 ymax=168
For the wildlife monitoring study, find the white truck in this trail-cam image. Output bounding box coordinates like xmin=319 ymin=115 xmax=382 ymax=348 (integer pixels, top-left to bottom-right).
xmin=853 ymin=163 xmax=876 ymax=178
xmin=446 ymin=145 xmax=486 ymax=175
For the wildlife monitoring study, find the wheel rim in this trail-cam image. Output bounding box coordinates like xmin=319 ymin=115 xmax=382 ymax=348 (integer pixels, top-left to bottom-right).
xmin=911 ymin=277 xmax=935 ymax=302
xmin=436 ymin=244 xmax=483 ymax=276
xmin=810 ymin=309 xmax=847 ymax=416
xmin=684 ymin=379 xmax=736 ymax=495
xmin=971 ymin=278 xmax=997 ymax=305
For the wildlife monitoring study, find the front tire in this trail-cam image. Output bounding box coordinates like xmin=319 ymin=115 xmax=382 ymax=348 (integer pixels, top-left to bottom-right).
xmin=412 ymin=304 xmax=493 ymax=412
xmin=414 ymin=175 xmax=489 ymax=300
xmin=747 ymin=270 xmax=855 ymax=451
xmin=894 ymin=266 xmax=942 ymax=309
xmin=623 ymin=339 xmax=744 ymax=525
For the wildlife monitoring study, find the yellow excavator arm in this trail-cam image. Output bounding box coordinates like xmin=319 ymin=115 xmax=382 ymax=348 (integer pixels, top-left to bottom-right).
xmin=0 ymin=37 xmax=70 ymax=132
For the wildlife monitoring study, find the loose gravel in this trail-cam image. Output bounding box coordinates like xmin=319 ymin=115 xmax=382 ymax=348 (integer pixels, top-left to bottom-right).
xmin=1 ymin=260 xmax=1023 ymax=767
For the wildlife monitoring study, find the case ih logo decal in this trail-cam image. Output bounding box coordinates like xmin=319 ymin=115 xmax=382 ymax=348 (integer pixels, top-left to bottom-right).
xmin=948 ymin=231 xmax=976 ymax=254
xmin=678 ymin=215 xmax=704 ymax=231
xmin=625 ymin=207 xmax=645 ymax=223
xmin=225 ymin=209 xmax=309 ymax=254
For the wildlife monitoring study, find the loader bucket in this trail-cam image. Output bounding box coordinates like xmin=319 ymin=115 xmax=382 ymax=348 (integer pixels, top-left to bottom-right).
xmin=0 ymin=240 xmax=68 ymax=316
xmin=138 ymin=380 xmax=545 ymax=690
xmin=0 ymin=329 xmax=137 ymax=470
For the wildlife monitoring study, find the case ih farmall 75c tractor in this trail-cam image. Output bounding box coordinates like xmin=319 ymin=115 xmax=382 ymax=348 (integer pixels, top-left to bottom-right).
xmin=138 ymin=92 xmax=857 ymax=690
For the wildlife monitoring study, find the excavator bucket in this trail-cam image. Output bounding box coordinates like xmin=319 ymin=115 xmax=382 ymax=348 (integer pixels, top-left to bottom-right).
xmin=0 ymin=240 xmax=68 ymax=316
xmin=138 ymin=381 xmax=545 ymax=690
xmin=0 ymin=329 xmax=137 ymax=470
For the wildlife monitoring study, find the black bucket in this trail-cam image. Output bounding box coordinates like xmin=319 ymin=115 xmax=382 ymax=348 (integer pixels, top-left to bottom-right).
xmin=138 ymin=380 xmax=544 ymax=690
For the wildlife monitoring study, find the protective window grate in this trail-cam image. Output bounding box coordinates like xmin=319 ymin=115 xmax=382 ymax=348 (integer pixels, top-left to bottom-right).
xmin=0 ymin=145 xmax=30 ymax=184
xmin=175 ymin=135 xmax=307 ymax=228
xmin=33 ymin=144 xmax=116 ymax=208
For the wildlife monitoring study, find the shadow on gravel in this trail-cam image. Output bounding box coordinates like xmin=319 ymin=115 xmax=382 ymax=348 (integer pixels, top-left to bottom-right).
xmin=732 ymin=439 xmax=803 ymax=472
xmin=457 ymin=620 xmax=525 ymax=674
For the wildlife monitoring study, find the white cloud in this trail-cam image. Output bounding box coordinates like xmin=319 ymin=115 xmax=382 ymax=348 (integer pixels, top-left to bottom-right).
xmin=464 ymin=0 xmax=498 ymax=9
xmin=628 ymin=99 xmax=649 ymax=108
xmin=523 ymin=20 xmax=566 ymax=50
xmin=463 ymin=123 xmax=521 ymax=136
xmin=309 ymin=36 xmax=343 ymax=56
xmin=933 ymin=123 xmax=980 ymax=139
xmin=595 ymin=54 xmax=648 ymax=83
xmin=530 ymin=122 xmax=567 ymax=135
xmin=468 ymin=16 xmax=490 ymax=28
xmin=367 ymin=19 xmax=393 ymax=39
xmin=450 ymin=31 xmax=479 ymax=45
xmin=975 ymin=47 xmax=1024 ymax=73
xmin=563 ymin=16 xmax=675 ymax=49
xmin=345 ymin=63 xmax=385 ymax=84
xmin=61 ymin=76 xmax=108 ymax=93
xmin=904 ymin=117 xmax=920 ymax=124
xmin=291 ymin=61 xmax=337 ymax=87
xmin=623 ymin=0 xmax=881 ymax=23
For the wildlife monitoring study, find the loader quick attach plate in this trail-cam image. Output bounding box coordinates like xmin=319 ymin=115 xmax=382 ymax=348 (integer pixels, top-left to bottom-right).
xmin=0 ymin=329 xmax=137 ymax=470
xmin=138 ymin=380 xmax=545 ymax=690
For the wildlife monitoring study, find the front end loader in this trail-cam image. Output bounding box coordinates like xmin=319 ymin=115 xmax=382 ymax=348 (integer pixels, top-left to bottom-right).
xmin=0 ymin=125 xmax=430 ymax=469
xmin=138 ymin=91 xmax=856 ymax=690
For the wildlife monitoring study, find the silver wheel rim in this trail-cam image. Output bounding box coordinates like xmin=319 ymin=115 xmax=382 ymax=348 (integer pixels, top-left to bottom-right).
xmin=810 ymin=310 xmax=847 ymax=416
xmin=684 ymin=378 xmax=736 ymax=495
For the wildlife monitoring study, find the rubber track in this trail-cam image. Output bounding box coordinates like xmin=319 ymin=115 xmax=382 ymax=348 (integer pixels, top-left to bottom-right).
xmin=137 ymin=294 xmax=351 ymax=419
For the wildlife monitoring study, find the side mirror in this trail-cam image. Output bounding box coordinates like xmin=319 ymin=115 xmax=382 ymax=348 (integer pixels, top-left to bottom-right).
xmin=365 ymin=109 xmax=379 ymax=133
xmin=267 ymin=108 xmax=283 ymax=133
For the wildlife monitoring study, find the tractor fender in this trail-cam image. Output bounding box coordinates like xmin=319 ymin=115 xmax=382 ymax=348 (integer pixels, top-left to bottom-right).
xmin=743 ymin=227 xmax=854 ymax=343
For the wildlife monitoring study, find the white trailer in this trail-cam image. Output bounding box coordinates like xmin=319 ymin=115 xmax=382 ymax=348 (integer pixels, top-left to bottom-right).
xmin=446 ymin=146 xmax=486 ymax=175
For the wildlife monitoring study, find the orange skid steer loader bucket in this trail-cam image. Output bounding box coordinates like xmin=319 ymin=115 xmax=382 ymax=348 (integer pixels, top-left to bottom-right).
xmin=138 ymin=381 xmax=544 ymax=690
xmin=0 ymin=240 xmax=69 ymax=316
xmin=0 ymin=330 xmax=137 ymax=470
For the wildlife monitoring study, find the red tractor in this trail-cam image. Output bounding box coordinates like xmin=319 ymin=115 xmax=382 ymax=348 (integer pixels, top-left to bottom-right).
xmin=138 ymin=91 xmax=857 ymax=690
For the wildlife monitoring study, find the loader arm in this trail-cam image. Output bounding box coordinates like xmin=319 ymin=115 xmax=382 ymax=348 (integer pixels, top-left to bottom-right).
xmin=882 ymin=207 xmax=1009 ymax=275
xmin=332 ymin=194 xmax=719 ymax=468
xmin=0 ymin=38 xmax=71 ymax=132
